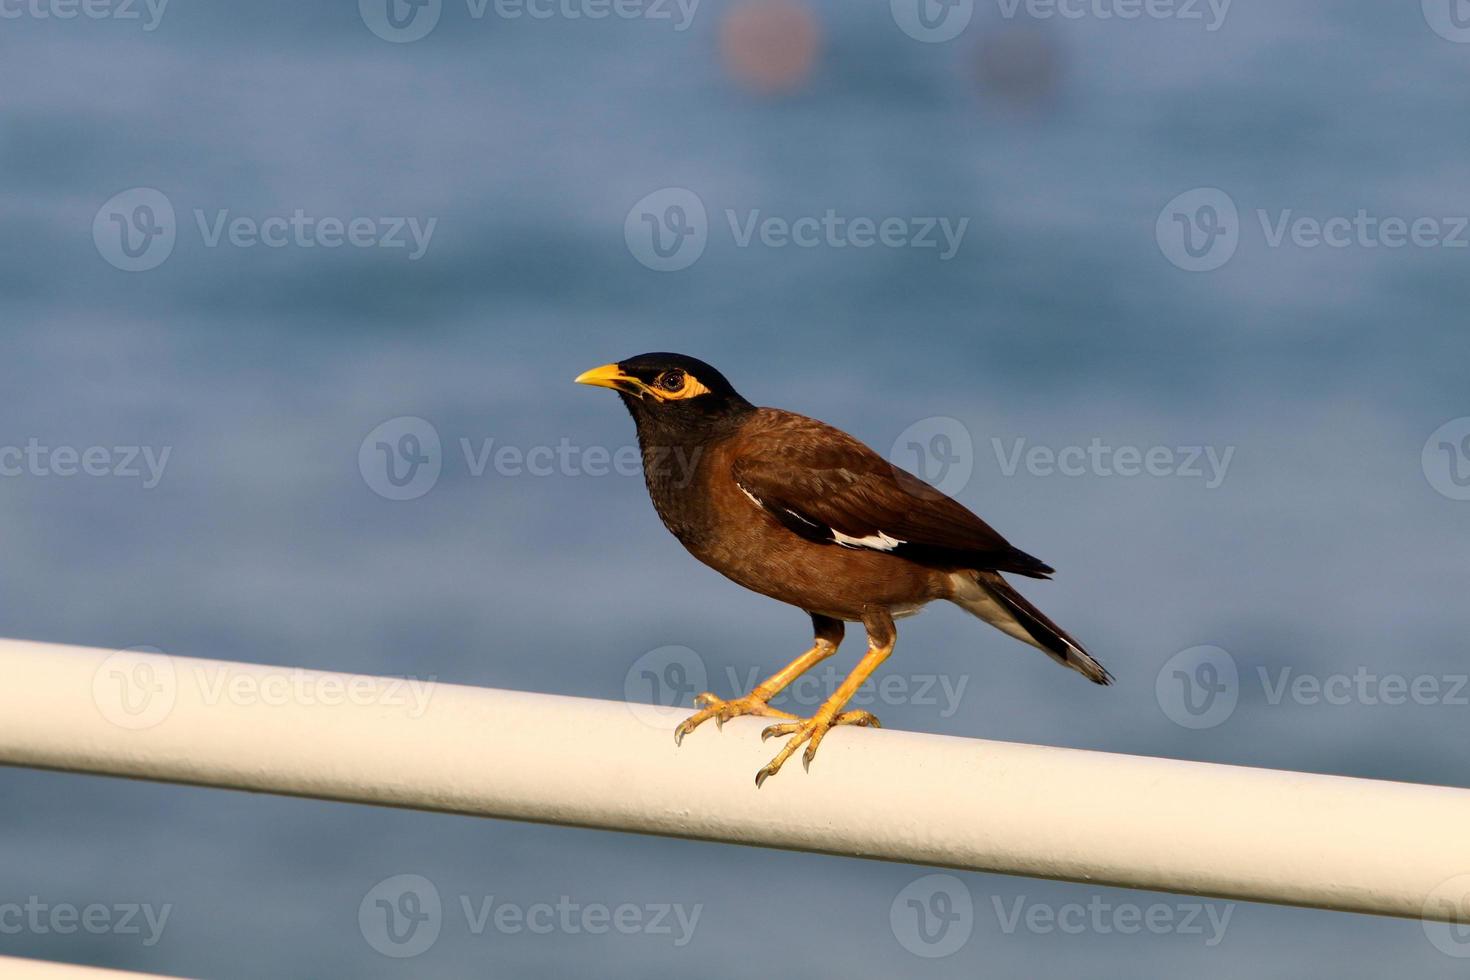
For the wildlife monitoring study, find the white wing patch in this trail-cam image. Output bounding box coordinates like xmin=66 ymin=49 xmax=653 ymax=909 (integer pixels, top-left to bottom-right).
xmin=831 ymin=529 xmax=905 ymax=552
xmin=738 ymin=479 xmax=907 ymax=553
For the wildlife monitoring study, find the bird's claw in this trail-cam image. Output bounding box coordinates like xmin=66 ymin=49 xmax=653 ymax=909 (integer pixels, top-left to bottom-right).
xmin=673 ymin=691 xmax=796 ymax=746
xmin=754 ymin=709 xmax=880 ymax=786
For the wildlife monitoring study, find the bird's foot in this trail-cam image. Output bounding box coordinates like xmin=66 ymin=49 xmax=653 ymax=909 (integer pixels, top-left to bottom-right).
xmin=754 ymin=709 xmax=881 ymax=787
xmin=673 ymin=691 xmax=797 ymax=746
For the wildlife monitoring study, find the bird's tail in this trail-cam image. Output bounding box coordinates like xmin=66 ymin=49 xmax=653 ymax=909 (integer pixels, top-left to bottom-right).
xmin=949 ymin=570 xmax=1113 ymax=685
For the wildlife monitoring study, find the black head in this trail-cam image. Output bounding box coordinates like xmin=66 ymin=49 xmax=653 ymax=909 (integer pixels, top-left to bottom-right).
xmin=575 ymin=353 xmax=752 ymax=433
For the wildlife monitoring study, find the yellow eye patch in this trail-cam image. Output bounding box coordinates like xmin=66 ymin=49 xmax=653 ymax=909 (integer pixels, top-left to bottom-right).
xmin=647 ymin=372 xmax=712 ymax=401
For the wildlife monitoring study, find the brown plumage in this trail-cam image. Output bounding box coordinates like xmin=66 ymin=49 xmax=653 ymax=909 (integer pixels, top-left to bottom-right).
xmin=576 ymin=352 xmax=1111 ymax=785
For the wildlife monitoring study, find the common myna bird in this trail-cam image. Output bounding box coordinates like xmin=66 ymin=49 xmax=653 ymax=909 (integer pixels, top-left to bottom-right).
xmin=577 ymin=353 xmax=1111 ymax=785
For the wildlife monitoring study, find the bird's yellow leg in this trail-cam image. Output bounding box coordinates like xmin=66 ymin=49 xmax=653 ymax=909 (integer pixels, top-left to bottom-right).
xmin=674 ymin=614 xmax=846 ymax=746
xmin=755 ymin=628 xmax=893 ymax=787
xmin=674 ymin=639 xmax=835 ymax=745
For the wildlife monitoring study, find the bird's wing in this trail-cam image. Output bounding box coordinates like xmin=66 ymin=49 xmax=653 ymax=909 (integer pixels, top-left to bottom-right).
xmin=729 ymin=410 xmax=1055 ymax=579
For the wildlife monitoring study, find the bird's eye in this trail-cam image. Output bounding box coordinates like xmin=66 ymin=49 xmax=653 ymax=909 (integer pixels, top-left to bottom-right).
xmin=659 ymin=371 xmax=686 ymax=392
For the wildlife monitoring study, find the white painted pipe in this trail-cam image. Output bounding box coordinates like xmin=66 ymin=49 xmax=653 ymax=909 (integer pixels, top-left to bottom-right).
xmin=1 ymin=639 xmax=1468 ymax=924
xmin=0 ymin=956 xmax=185 ymax=979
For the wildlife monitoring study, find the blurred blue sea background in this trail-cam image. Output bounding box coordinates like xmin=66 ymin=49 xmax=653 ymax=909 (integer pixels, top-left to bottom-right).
xmin=2 ymin=0 xmax=1469 ymax=975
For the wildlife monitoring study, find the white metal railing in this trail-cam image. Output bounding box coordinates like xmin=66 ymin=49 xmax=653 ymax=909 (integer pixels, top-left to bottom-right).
xmin=0 ymin=955 xmax=184 ymax=978
xmin=2 ymin=638 xmax=1469 ymax=929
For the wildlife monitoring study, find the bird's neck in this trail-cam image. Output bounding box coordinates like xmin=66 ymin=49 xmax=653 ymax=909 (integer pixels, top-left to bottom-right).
xmin=620 ymin=395 xmax=754 ymax=454
xmin=623 ymin=401 xmax=753 ymax=536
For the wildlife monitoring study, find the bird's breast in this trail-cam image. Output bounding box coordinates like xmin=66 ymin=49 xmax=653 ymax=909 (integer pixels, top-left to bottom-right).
xmin=638 ymin=440 xmax=717 ymax=547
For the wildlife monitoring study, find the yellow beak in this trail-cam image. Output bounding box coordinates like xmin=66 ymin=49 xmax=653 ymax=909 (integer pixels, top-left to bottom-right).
xmin=574 ymin=363 xmax=640 ymax=392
